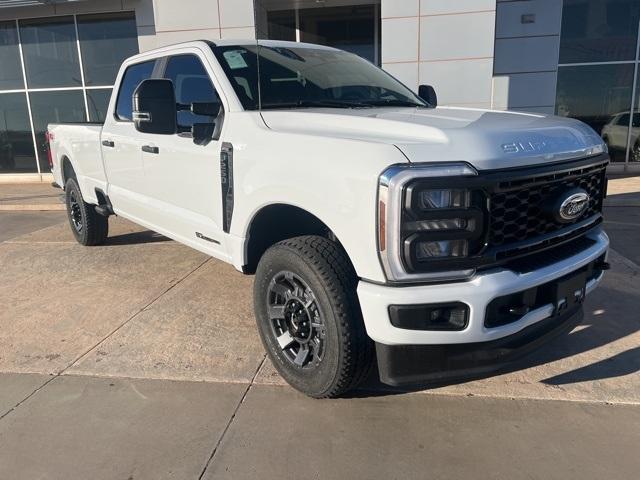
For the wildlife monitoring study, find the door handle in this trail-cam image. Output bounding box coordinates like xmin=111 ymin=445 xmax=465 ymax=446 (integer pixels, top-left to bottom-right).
xmin=142 ymin=145 xmax=159 ymax=154
xmin=102 ymin=140 xmax=115 ymax=148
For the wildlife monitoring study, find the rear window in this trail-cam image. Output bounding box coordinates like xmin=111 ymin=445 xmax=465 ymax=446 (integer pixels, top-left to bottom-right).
xmin=115 ymin=60 xmax=155 ymax=121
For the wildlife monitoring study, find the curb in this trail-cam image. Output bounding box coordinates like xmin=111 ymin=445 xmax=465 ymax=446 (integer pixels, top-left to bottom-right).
xmin=0 ymin=204 xmax=65 ymax=211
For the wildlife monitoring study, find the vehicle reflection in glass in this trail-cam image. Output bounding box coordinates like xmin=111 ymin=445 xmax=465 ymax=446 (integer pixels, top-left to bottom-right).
xmin=601 ymin=111 xmax=640 ymax=162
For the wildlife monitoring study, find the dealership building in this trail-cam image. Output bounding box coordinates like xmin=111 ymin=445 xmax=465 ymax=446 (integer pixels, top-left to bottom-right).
xmin=0 ymin=0 xmax=639 ymax=182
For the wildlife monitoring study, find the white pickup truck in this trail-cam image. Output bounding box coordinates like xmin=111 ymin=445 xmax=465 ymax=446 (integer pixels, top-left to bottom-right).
xmin=48 ymin=40 xmax=610 ymax=398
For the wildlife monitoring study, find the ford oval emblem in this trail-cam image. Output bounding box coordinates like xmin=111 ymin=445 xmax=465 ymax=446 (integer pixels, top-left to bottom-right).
xmin=555 ymin=189 xmax=590 ymax=223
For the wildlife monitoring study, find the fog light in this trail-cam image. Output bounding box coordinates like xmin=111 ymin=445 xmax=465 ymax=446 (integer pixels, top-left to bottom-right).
xmin=389 ymin=303 xmax=469 ymax=331
xmin=415 ymin=240 xmax=468 ymax=259
xmin=429 ymin=307 xmax=467 ymax=329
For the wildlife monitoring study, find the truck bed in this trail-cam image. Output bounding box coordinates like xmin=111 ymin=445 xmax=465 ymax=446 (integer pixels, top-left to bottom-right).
xmin=48 ymin=122 xmax=106 ymax=204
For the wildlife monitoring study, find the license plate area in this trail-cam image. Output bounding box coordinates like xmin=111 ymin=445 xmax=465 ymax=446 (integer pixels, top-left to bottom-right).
xmin=553 ymin=270 xmax=588 ymax=315
xmin=486 ymin=256 xmax=604 ymax=328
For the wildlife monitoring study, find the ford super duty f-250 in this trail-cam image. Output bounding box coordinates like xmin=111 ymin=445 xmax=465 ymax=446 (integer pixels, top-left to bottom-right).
xmin=47 ymin=40 xmax=610 ymax=398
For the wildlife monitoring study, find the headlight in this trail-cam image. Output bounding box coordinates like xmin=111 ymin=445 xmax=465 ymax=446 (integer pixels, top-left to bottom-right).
xmin=417 ymin=189 xmax=469 ymax=210
xmin=378 ymin=163 xmax=487 ymax=283
xmin=415 ymin=239 xmax=468 ymax=259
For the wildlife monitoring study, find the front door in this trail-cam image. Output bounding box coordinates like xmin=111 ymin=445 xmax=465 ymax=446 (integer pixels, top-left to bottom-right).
xmin=138 ymin=52 xmax=226 ymax=257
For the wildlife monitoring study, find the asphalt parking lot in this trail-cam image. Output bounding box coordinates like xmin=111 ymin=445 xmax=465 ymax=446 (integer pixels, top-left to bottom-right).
xmin=0 ymin=179 xmax=639 ymax=479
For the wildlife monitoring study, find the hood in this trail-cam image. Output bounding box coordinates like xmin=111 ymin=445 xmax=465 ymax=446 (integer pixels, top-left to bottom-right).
xmin=260 ymin=106 xmax=606 ymax=170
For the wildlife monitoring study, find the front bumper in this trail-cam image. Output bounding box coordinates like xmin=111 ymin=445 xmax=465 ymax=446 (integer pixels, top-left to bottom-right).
xmin=358 ymin=229 xmax=608 ymax=387
xmin=357 ymin=229 xmax=608 ymax=346
xmin=376 ymin=305 xmax=583 ymax=386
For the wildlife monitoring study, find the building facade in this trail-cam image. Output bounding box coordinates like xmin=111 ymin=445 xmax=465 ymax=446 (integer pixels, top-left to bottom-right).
xmin=0 ymin=0 xmax=638 ymax=181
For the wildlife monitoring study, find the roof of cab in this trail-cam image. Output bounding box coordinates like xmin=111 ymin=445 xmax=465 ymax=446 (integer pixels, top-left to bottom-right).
xmin=213 ymin=38 xmax=337 ymax=50
xmin=129 ymin=39 xmax=338 ymax=61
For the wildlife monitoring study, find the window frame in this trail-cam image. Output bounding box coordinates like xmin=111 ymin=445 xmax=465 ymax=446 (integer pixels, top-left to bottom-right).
xmin=0 ymin=11 xmax=140 ymax=176
xmin=18 ymin=15 xmax=83 ymax=90
xmin=76 ymin=11 xmax=139 ymax=87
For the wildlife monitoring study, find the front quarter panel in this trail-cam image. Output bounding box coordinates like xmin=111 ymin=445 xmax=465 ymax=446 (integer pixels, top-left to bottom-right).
xmin=227 ymin=113 xmax=408 ymax=283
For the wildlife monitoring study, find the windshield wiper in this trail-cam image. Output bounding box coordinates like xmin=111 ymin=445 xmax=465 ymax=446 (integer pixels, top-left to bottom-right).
xmin=260 ymin=100 xmax=371 ymax=109
xmin=362 ymin=99 xmax=427 ymax=108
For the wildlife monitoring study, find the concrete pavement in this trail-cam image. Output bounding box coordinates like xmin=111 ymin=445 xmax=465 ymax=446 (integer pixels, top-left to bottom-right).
xmin=0 ymin=179 xmax=639 ymax=479
xmin=0 ymin=210 xmax=66 ymax=242
xmin=0 ymin=375 xmax=247 ymax=479
xmin=204 ymin=385 xmax=640 ymax=480
xmin=0 ymin=182 xmax=64 ymax=211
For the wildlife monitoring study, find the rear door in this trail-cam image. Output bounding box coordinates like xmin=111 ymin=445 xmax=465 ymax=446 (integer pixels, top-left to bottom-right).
xmin=101 ymin=59 xmax=157 ymax=217
xmin=138 ymin=50 xmax=227 ymax=255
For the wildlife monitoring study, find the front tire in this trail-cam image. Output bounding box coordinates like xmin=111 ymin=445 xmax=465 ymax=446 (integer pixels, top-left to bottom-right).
xmin=254 ymin=236 xmax=373 ymax=398
xmin=65 ymin=178 xmax=108 ymax=246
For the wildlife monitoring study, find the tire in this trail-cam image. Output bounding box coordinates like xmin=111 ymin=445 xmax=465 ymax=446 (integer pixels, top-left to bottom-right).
xmin=64 ymin=177 xmax=108 ymax=246
xmin=254 ymin=235 xmax=374 ymax=398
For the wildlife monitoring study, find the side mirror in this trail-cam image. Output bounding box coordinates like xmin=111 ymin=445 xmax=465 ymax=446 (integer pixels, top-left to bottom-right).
xmin=189 ymin=102 xmax=223 ymax=145
xmin=192 ymin=123 xmax=217 ymax=145
xmin=132 ymin=79 xmax=177 ymax=134
xmin=191 ymin=101 xmax=222 ymax=116
xmin=418 ymin=85 xmax=438 ymax=107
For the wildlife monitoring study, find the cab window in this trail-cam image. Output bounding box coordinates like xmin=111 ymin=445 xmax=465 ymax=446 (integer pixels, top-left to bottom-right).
xmin=162 ymin=54 xmax=221 ymax=129
xmin=115 ymin=60 xmax=155 ymax=121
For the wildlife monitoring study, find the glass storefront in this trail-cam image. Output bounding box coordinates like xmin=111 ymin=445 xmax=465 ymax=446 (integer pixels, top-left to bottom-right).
xmin=0 ymin=93 xmax=35 ymax=174
xmin=556 ymin=0 xmax=640 ymax=162
xmin=29 ymin=90 xmax=86 ymax=171
xmin=263 ymin=4 xmax=380 ymax=65
xmin=0 ymin=12 xmax=137 ymax=175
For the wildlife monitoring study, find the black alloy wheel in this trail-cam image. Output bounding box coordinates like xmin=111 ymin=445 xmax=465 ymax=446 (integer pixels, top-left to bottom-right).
xmin=254 ymin=235 xmax=374 ymax=398
xmin=266 ymin=271 xmax=325 ymax=369
xmin=68 ymin=188 xmax=84 ymax=234
xmin=64 ymin=177 xmax=109 ymax=246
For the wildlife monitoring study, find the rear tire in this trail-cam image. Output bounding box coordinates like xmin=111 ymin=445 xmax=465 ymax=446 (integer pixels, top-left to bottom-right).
xmin=254 ymin=235 xmax=373 ymax=398
xmin=65 ymin=178 xmax=108 ymax=246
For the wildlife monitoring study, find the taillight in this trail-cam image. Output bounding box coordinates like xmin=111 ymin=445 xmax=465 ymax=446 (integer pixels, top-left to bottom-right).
xmin=45 ymin=131 xmax=54 ymax=169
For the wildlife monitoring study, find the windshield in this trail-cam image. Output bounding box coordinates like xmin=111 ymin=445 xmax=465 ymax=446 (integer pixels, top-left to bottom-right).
xmin=212 ymin=44 xmax=427 ymax=110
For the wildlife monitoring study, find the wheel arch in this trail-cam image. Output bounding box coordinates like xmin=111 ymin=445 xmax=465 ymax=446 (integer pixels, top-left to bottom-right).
xmin=242 ymin=203 xmax=353 ymax=275
xmin=61 ymin=155 xmax=76 ymax=186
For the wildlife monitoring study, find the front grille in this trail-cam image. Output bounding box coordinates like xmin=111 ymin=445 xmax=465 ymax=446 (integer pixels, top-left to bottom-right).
xmin=489 ymin=162 xmax=606 ymax=247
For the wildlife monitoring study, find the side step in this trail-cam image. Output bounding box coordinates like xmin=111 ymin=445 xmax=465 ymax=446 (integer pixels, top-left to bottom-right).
xmin=95 ymin=204 xmax=114 ymax=217
xmin=94 ymin=188 xmax=114 ymax=217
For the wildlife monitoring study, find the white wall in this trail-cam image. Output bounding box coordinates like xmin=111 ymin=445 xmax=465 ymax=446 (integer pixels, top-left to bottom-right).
xmin=381 ymin=0 xmax=496 ymax=108
xmin=137 ymin=0 xmax=256 ymax=51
